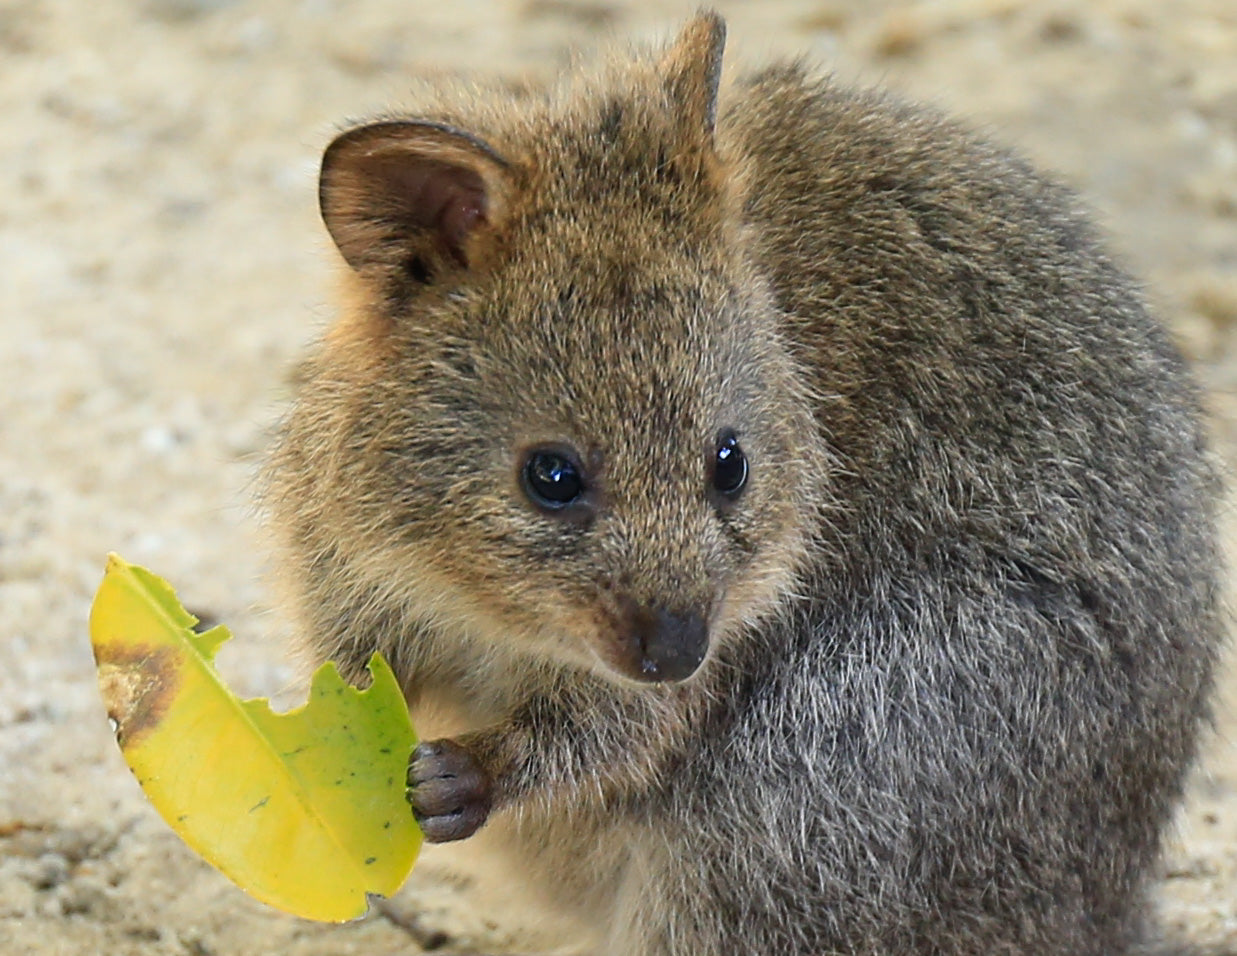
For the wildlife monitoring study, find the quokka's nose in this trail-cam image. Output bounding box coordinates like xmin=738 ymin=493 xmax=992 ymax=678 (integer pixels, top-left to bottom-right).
xmin=631 ymin=607 xmax=709 ymax=683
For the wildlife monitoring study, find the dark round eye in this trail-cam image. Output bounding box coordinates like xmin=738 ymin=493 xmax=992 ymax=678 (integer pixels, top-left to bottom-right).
xmin=712 ymin=433 xmax=748 ymax=498
xmin=522 ymin=449 xmax=584 ymax=509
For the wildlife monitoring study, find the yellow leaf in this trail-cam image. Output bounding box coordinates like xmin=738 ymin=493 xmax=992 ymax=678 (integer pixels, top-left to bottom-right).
xmin=89 ymin=554 xmax=421 ymax=922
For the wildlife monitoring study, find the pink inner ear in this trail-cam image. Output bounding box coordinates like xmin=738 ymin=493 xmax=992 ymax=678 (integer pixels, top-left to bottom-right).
xmin=378 ymin=156 xmax=488 ymax=267
xmin=437 ymin=189 xmax=485 ymax=266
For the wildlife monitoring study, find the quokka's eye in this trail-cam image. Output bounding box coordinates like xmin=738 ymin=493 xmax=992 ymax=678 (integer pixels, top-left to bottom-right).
xmin=712 ymin=432 xmax=748 ymax=498
xmin=522 ymin=449 xmax=585 ymax=510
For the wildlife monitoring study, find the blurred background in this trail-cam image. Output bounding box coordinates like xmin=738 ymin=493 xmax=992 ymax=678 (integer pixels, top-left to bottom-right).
xmin=2 ymin=1 xmax=1235 ymax=953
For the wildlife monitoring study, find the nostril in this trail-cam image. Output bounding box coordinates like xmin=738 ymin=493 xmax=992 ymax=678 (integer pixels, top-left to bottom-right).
xmin=637 ymin=608 xmax=709 ymax=682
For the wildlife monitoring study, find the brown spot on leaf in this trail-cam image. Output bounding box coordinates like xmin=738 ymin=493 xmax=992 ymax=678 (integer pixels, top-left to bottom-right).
xmin=93 ymin=642 xmax=181 ymax=749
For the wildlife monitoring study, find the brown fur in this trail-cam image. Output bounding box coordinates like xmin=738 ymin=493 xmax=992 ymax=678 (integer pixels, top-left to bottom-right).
xmin=263 ymin=13 xmax=1223 ymax=955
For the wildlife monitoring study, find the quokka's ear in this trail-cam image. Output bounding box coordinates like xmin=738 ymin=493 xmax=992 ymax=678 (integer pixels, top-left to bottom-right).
xmin=319 ymin=120 xmax=514 ymax=283
xmin=659 ymin=11 xmax=726 ymax=150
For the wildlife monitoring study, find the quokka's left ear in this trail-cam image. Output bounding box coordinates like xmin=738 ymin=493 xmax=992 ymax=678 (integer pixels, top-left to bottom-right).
xmin=658 ymin=11 xmax=727 ymax=151
xmin=319 ymin=120 xmax=515 ymax=286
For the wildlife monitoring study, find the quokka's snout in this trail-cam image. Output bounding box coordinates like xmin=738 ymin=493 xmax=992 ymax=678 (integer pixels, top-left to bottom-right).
xmin=611 ymin=599 xmax=710 ymax=683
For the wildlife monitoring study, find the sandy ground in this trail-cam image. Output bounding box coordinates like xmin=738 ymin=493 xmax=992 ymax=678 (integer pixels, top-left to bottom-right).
xmin=2 ymin=1 xmax=1236 ymax=953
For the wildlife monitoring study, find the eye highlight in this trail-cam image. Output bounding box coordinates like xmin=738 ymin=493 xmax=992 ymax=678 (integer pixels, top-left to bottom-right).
xmin=521 ymin=448 xmax=585 ymax=510
xmin=712 ymin=432 xmax=748 ymax=499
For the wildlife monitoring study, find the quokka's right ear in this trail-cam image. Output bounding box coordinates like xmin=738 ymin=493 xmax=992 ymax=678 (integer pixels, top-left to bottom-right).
xmin=319 ymin=121 xmax=514 ymax=285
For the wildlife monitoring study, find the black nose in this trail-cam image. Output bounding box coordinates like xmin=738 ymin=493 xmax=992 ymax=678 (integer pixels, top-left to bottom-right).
xmin=631 ymin=608 xmax=709 ymax=683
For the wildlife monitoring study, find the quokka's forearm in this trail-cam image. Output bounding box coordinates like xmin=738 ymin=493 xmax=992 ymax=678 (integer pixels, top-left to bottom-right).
xmin=453 ymin=681 xmax=704 ymax=811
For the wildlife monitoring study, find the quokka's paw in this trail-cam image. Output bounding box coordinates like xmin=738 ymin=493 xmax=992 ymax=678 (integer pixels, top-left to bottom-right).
xmin=407 ymin=738 xmax=493 ymax=842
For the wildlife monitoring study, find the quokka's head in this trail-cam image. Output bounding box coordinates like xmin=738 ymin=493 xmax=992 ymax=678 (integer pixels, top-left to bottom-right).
xmin=274 ymin=15 xmax=826 ymax=686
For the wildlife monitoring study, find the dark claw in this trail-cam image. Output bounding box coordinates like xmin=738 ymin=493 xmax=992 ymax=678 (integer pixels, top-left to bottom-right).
xmin=407 ymin=738 xmax=493 ymax=842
